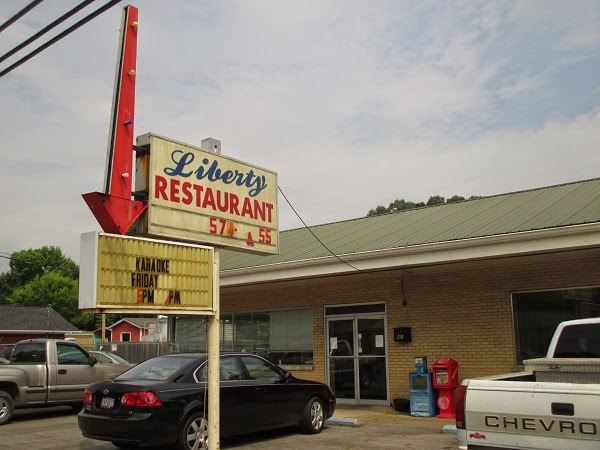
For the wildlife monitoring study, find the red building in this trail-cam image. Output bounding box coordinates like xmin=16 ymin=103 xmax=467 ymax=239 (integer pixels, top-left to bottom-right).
xmin=108 ymin=318 xmax=149 ymax=342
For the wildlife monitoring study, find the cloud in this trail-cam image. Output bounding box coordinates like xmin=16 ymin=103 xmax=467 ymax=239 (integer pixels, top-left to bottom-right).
xmin=0 ymin=0 xmax=599 ymax=272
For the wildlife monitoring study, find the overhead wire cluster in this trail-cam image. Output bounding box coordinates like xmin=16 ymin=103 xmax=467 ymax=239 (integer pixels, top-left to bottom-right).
xmin=0 ymin=0 xmax=122 ymax=79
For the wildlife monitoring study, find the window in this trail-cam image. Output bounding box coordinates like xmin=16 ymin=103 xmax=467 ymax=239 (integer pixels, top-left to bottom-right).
xmin=553 ymin=323 xmax=600 ymax=358
xmin=121 ymin=332 xmax=131 ymax=342
xmin=57 ymin=343 xmax=89 ymax=365
xmin=94 ymin=353 xmax=110 ymax=363
xmin=123 ymin=355 xmax=192 ymax=380
xmin=241 ymin=355 xmax=281 ymax=381
xmin=173 ymin=308 xmax=313 ymax=365
xmin=11 ymin=343 xmax=45 ymax=364
xmin=512 ymin=287 xmax=600 ymax=364
xmin=195 ymin=356 xmax=244 ymax=382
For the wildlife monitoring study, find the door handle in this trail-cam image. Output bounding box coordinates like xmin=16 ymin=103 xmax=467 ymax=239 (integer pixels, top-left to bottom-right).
xmin=58 ymin=369 xmax=67 ymax=375
xmin=551 ymin=402 xmax=574 ymax=416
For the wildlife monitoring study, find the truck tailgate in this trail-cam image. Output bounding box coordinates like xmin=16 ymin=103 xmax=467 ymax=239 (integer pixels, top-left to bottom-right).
xmin=464 ymin=380 xmax=600 ymax=449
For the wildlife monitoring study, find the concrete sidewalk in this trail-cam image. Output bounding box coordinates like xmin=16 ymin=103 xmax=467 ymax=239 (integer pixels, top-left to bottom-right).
xmin=328 ymin=404 xmax=458 ymax=434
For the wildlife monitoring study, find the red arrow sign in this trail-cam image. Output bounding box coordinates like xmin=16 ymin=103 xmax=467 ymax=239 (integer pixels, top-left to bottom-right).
xmin=83 ymin=5 xmax=146 ymax=234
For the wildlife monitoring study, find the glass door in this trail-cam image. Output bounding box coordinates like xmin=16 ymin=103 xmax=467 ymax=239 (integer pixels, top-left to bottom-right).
xmin=327 ymin=316 xmax=387 ymax=404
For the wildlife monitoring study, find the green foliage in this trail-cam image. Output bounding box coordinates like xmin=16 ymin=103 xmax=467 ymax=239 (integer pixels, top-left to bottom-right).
xmin=10 ymin=271 xmax=94 ymax=330
xmin=0 ymin=272 xmax=16 ymax=305
xmin=0 ymin=246 xmax=100 ymax=330
xmin=9 ymin=246 xmax=79 ymax=285
xmin=447 ymin=195 xmax=466 ymax=204
xmin=368 ymin=193 xmax=480 ymax=216
xmin=426 ymin=195 xmax=445 ymax=206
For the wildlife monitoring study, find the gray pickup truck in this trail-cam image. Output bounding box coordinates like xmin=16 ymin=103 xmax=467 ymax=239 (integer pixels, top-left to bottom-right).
xmin=0 ymin=339 xmax=132 ymax=425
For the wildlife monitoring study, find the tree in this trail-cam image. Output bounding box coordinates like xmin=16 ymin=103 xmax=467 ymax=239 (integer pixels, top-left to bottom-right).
xmin=10 ymin=271 xmax=94 ymax=330
xmin=367 ymin=193 xmax=481 ymax=216
xmin=0 ymin=272 xmax=14 ymax=305
xmin=367 ymin=206 xmax=389 ymax=217
xmin=9 ymin=246 xmax=79 ymax=285
xmin=426 ymin=195 xmax=445 ymax=206
xmin=447 ymin=195 xmax=466 ymax=204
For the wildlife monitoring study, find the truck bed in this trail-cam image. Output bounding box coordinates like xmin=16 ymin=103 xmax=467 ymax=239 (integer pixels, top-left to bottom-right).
xmin=460 ymin=379 xmax=600 ymax=449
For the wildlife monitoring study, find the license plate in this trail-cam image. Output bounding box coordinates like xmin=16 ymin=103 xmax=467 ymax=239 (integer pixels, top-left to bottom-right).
xmin=100 ymin=396 xmax=115 ymax=409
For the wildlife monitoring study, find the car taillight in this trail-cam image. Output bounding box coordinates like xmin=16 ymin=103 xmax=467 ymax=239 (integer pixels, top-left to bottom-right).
xmin=121 ymin=391 xmax=163 ymax=407
xmin=455 ymin=385 xmax=467 ymax=429
xmin=83 ymin=388 xmax=93 ymax=410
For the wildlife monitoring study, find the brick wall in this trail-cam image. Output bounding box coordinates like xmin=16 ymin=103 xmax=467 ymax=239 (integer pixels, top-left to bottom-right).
xmin=221 ymin=250 xmax=600 ymax=401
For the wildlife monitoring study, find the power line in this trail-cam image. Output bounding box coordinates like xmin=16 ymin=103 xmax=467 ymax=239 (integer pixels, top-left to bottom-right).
xmin=0 ymin=0 xmax=44 ymax=34
xmin=0 ymin=0 xmax=122 ymax=79
xmin=278 ymin=186 xmax=364 ymax=273
xmin=0 ymin=0 xmax=95 ymax=65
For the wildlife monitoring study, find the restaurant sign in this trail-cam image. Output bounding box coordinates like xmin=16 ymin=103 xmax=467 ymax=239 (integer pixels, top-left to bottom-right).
xmin=134 ymin=133 xmax=279 ymax=255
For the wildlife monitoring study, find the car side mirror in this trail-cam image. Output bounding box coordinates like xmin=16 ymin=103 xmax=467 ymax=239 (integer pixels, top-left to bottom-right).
xmin=89 ymin=355 xmax=97 ymax=367
xmin=281 ymin=371 xmax=292 ymax=382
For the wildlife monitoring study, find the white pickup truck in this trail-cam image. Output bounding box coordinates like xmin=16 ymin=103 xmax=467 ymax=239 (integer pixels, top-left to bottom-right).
xmin=457 ymin=317 xmax=600 ymax=449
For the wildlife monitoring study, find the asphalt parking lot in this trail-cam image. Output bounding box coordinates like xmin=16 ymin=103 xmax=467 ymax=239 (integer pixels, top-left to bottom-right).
xmin=2 ymin=404 xmax=458 ymax=449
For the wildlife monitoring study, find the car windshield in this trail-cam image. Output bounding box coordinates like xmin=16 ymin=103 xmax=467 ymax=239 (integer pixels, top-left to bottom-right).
xmin=116 ymin=355 xmax=197 ymax=380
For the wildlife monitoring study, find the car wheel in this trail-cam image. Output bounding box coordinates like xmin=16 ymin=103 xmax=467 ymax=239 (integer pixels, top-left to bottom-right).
xmin=177 ymin=412 xmax=209 ymax=450
xmin=0 ymin=390 xmax=14 ymax=425
xmin=300 ymin=397 xmax=325 ymax=434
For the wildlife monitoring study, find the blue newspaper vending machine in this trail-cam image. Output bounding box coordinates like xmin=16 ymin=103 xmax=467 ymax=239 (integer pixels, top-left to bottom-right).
xmin=409 ymin=356 xmax=437 ymax=417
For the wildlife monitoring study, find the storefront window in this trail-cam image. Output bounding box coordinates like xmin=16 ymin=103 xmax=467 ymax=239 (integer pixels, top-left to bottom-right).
xmin=172 ymin=308 xmax=313 ymax=365
xmin=512 ymin=287 xmax=600 ymax=364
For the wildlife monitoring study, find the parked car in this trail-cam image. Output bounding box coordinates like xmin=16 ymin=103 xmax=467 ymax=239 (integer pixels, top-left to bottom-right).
xmin=0 ymin=356 xmax=9 ymax=364
xmin=89 ymin=351 xmax=133 ymax=367
xmin=0 ymin=339 xmax=131 ymax=425
xmin=0 ymin=344 xmax=14 ymax=360
xmin=78 ymin=352 xmax=336 ymax=449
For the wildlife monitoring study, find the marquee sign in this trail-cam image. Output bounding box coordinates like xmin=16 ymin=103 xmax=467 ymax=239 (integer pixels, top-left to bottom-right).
xmin=79 ymin=232 xmax=214 ymax=314
xmin=134 ymin=133 xmax=279 ymax=255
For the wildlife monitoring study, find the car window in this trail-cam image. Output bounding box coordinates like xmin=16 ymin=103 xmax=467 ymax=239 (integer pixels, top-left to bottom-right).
xmin=57 ymin=344 xmax=89 ymax=365
xmin=194 ymin=357 xmax=244 ymax=382
xmin=104 ymin=352 xmax=129 ymax=364
xmin=93 ymin=353 xmax=110 ymax=363
xmin=11 ymin=343 xmax=46 ymax=364
xmin=240 ymin=355 xmax=281 ymax=381
xmin=118 ymin=355 xmax=193 ymax=380
xmin=220 ymin=357 xmax=243 ymax=381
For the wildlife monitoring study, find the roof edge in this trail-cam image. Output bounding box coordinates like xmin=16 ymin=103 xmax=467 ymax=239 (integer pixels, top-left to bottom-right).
xmin=221 ymin=222 xmax=600 ymax=287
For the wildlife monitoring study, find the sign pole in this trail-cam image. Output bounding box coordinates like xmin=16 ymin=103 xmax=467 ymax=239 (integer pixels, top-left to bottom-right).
xmin=203 ymin=137 xmax=221 ymax=450
xmin=208 ymin=247 xmax=220 ymax=450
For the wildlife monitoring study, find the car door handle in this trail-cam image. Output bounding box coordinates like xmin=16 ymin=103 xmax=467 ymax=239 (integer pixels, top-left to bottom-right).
xmin=58 ymin=369 xmax=67 ymax=375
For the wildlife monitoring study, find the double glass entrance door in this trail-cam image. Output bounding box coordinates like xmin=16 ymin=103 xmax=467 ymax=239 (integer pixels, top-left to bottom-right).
xmin=327 ymin=317 xmax=387 ymax=403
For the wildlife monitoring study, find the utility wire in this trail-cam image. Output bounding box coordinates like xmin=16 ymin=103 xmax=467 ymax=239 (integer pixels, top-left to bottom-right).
xmin=0 ymin=0 xmax=44 ymax=34
xmin=0 ymin=0 xmax=122 ymax=79
xmin=278 ymin=186 xmax=364 ymax=273
xmin=0 ymin=0 xmax=95 ymax=65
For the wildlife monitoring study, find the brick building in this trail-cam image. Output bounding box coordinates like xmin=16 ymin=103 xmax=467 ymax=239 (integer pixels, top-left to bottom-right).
xmin=170 ymin=178 xmax=600 ymax=406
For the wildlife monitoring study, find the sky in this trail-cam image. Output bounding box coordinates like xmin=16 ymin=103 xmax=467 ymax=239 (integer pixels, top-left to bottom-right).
xmin=1 ymin=0 xmax=599 ymax=271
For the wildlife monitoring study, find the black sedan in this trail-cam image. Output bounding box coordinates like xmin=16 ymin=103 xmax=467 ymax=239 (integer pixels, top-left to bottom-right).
xmin=78 ymin=352 xmax=336 ymax=449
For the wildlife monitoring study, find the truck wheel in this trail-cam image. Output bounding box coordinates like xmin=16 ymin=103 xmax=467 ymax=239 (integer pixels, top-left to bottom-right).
xmin=176 ymin=412 xmax=208 ymax=450
xmin=0 ymin=390 xmax=14 ymax=425
xmin=300 ymin=397 xmax=325 ymax=434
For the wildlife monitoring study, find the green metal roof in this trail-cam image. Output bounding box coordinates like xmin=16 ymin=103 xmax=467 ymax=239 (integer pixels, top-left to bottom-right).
xmin=221 ymin=178 xmax=600 ymax=271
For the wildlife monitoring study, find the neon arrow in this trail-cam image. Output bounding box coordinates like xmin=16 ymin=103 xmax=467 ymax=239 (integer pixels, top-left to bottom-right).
xmin=83 ymin=5 xmax=146 ymax=234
